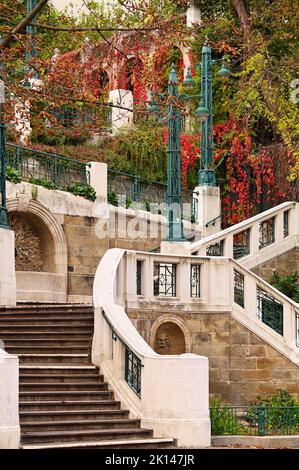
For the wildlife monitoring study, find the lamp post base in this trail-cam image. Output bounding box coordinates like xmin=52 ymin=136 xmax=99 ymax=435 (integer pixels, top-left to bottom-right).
xmin=199 ymin=169 xmax=216 ymax=186
xmin=161 ymin=240 xmax=191 ymax=256
xmin=0 ymin=207 xmax=9 ymax=229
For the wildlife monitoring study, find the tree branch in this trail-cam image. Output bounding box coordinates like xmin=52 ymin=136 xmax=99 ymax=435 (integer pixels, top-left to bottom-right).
xmin=0 ymin=0 xmax=49 ymax=49
xmin=31 ymin=22 xmax=163 ymax=32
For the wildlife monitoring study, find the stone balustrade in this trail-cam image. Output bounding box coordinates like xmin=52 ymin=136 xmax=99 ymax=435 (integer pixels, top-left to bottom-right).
xmin=191 ymin=201 xmax=299 ymax=270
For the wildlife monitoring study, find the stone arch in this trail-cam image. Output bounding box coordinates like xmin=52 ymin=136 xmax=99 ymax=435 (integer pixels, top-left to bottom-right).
xmin=7 ymin=198 xmax=67 ymax=275
xmin=150 ymin=314 xmax=193 ymax=355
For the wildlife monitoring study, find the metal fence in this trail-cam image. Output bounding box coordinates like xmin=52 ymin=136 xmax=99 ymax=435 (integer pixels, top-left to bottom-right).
xmin=107 ymin=168 xmax=198 ymax=222
xmin=210 ymin=406 xmax=299 ymax=436
xmin=6 ymin=143 xmax=90 ymax=189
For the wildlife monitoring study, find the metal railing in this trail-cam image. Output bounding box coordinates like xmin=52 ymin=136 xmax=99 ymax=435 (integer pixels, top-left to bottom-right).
xmin=102 ymin=311 xmax=143 ymax=398
xmin=6 ymin=143 xmax=90 ymax=189
xmin=210 ymin=406 xmax=299 ymax=436
xmin=108 ymin=168 xmax=198 ymax=222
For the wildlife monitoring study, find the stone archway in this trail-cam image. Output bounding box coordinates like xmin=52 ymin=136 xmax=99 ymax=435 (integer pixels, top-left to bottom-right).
xmin=150 ymin=314 xmax=193 ymax=355
xmin=7 ymin=198 xmax=67 ymax=302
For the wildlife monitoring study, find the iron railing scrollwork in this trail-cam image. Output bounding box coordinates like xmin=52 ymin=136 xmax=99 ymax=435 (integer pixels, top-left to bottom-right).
xmin=233 ymin=229 xmax=250 ymax=260
xmin=102 ymin=311 xmax=143 ymax=398
xmin=257 ymin=288 xmax=283 ymax=336
xmin=283 ymin=210 xmax=289 ymax=238
xmin=259 ymin=217 xmax=275 ymax=249
xmin=190 ymin=264 xmax=201 ymax=298
xmin=153 ymin=262 xmax=177 ymax=297
xmin=206 ymin=239 xmax=224 ymax=256
xmin=234 ymin=270 xmax=245 ymax=308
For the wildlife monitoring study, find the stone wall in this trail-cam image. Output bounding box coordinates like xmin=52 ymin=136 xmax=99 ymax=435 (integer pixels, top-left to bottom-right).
xmin=252 ymin=247 xmax=299 ymax=282
xmin=127 ymin=308 xmax=299 ymax=404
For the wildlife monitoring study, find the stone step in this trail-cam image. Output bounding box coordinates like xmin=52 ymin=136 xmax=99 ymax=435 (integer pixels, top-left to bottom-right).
xmin=20 ymin=382 xmax=109 ymax=391
xmin=19 ymin=390 xmax=113 ymax=401
xmin=20 ymin=374 xmax=103 ymax=383
xmin=0 ymin=332 xmax=92 ymax=339
xmin=2 ymin=338 xmax=91 ymax=346
xmin=20 ymin=409 xmax=129 ymax=422
xmin=19 ymin=365 xmax=98 ymax=374
xmin=21 ymin=427 xmax=153 ymax=444
xmin=19 ymin=400 xmax=121 ymax=411
xmin=0 ymin=304 xmax=93 ymax=313
xmin=18 ymin=354 xmax=91 ymax=364
xmin=21 ymin=438 xmax=175 ymax=450
xmin=21 ymin=418 xmax=140 ymax=432
xmin=0 ymin=316 xmax=93 ymax=322
xmin=0 ymin=323 xmax=93 ymax=329
xmin=5 ymin=345 xmax=90 ymax=354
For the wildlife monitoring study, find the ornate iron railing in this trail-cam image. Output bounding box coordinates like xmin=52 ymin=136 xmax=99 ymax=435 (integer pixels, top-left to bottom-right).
xmin=107 ymin=168 xmax=198 ymax=222
xmin=284 ymin=210 xmax=289 ymax=238
xmin=206 ymin=239 xmax=224 ymax=256
xmin=190 ymin=264 xmax=201 ymax=298
xmin=257 ymin=287 xmax=283 ymax=336
xmin=210 ymin=406 xmax=299 ymax=436
xmin=234 ymin=269 xmax=245 ymax=308
xmin=233 ymin=229 xmax=250 ymax=260
xmin=6 ymin=143 xmax=90 ymax=189
xmin=259 ymin=217 xmax=275 ymax=249
xmin=153 ymin=262 xmax=177 ymax=297
xmin=102 ymin=311 xmax=143 ymax=398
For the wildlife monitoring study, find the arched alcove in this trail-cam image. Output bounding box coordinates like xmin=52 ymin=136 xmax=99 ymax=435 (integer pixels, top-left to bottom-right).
xmin=150 ymin=314 xmax=193 ymax=355
xmin=7 ymin=198 xmax=67 ymax=302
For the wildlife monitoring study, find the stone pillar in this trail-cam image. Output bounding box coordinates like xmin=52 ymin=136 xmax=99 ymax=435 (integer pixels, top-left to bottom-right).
xmin=194 ymin=185 xmax=221 ymax=238
xmin=88 ymin=162 xmax=107 ymax=203
xmin=0 ymin=228 xmax=16 ymax=307
xmin=109 ymin=89 xmax=133 ymax=132
xmin=0 ymin=350 xmax=20 ymax=448
xmin=186 ymin=1 xmax=201 ymax=27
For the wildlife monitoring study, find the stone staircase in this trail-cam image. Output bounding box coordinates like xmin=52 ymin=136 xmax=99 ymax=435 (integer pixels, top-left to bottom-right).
xmin=0 ymin=304 xmax=175 ymax=449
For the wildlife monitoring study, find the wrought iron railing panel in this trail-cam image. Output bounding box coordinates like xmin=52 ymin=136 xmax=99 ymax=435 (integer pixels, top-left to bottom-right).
xmin=190 ymin=264 xmax=201 ymax=298
xmin=136 ymin=260 xmax=142 ymax=296
xmin=6 ymin=143 xmax=90 ymax=189
xmin=259 ymin=217 xmax=275 ymax=249
xmin=233 ymin=229 xmax=250 ymax=260
xmin=206 ymin=239 xmax=224 ymax=256
xmin=125 ymin=348 xmax=142 ymax=398
xmin=210 ymin=406 xmax=299 ymax=436
xmin=153 ymin=262 xmax=176 ymax=297
xmin=102 ymin=311 xmax=143 ymax=399
xmin=283 ymin=210 xmax=289 ymax=238
xmin=107 ymin=169 xmax=197 ymax=221
xmin=257 ymin=288 xmax=283 ymax=336
xmin=234 ymin=269 xmax=245 ymax=308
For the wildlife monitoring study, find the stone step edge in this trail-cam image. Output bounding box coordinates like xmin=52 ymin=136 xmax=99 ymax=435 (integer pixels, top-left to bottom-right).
xmin=21 ymin=419 xmax=138 ymax=426
xmin=21 ymin=438 xmax=175 ymax=449
xmin=20 ymin=365 xmax=97 ymax=369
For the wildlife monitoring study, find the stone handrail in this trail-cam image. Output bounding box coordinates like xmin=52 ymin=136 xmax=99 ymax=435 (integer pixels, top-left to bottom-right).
xmin=0 ymin=348 xmax=20 ymax=449
xmin=92 ymin=248 xmax=211 ymax=448
xmin=191 ymin=202 xmax=298 ymax=270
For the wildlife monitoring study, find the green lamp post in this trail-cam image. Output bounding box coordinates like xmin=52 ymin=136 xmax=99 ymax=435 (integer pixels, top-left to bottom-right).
xmin=195 ymin=39 xmax=230 ymax=186
xmin=147 ymin=64 xmax=196 ymax=242
xmin=0 ymin=78 xmax=9 ymax=229
xmin=25 ymin=0 xmax=38 ymax=81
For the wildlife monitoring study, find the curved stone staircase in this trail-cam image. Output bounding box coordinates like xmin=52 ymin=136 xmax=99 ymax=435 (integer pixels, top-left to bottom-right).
xmin=0 ymin=304 xmax=175 ymax=449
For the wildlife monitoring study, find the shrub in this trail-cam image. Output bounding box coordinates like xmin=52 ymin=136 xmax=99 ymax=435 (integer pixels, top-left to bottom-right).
xmin=6 ymin=166 xmax=21 ymax=184
xmin=28 ymin=177 xmax=58 ymax=190
xmin=108 ymin=192 xmax=118 ymax=206
xmin=66 ymin=183 xmax=97 ymax=201
xmin=270 ymin=271 xmax=299 ymax=302
xmin=210 ymin=397 xmax=245 ymax=435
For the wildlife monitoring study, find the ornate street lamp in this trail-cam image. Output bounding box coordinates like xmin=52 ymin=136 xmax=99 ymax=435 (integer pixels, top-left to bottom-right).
xmin=197 ymin=39 xmax=230 ymax=186
xmin=25 ymin=0 xmax=38 ymax=81
xmin=0 ymin=78 xmax=9 ymax=229
xmin=147 ymin=64 xmax=197 ymax=242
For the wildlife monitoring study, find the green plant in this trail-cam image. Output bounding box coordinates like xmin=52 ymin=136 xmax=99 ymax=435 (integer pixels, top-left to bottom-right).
xmin=248 ymin=390 xmax=299 ymax=434
xmin=210 ymin=397 xmax=245 ymax=435
xmin=6 ymin=166 xmax=21 ymax=184
xmin=126 ymin=196 xmax=133 ymax=209
xmin=28 ymin=177 xmax=58 ymax=190
xmin=270 ymin=271 xmax=299 ymax=302
xmin=31 ymin=185 xmax=38 ymax=201
xmin=66 ymin=183 xmax=97 ymax=201
xmin=108 ymin=191 xmax=118 ymax=206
